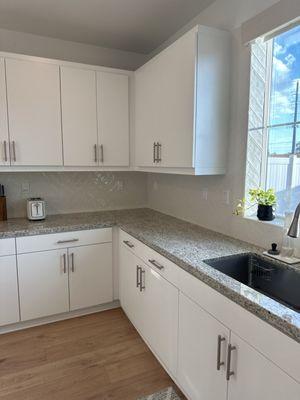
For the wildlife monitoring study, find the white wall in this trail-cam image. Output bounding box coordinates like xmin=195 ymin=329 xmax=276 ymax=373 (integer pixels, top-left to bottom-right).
xmin=147 ymin=0 xmax=297 ymax=250
xmin=0 ymin=27 xmax=146 ymax=70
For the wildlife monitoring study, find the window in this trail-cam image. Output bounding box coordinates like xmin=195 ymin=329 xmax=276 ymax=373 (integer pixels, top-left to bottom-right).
xmin=246 ymin=24 xmax=300 ymax=217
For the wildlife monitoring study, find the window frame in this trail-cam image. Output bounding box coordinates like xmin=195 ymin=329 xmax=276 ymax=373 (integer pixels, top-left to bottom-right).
xmin=246 ymin=30 xmax=300 ymax=218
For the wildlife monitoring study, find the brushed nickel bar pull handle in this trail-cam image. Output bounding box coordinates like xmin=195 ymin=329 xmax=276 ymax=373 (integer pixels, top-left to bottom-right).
xmin=123 ymin=240 xmax=134 ymax=249
xmin=100 ymin=144 xmax=104 ymax=163
xmin=148 ymin=259 xmax=164 ymax=270
xmin=153 ymin=142 xmax=156 ymax=163
xmin=57 ymin=238 xmax=79 ymax=244
xmin=62 ymin=253 xmax=67 ymax=274
xmin=217 ymin=335 xmax=225 ymax=370
xmin=140 ymin=269 xmax=145 ymax=292
xmin=157 ymin=142 xmax=162 ymax=162
xmin=226 ymin=344 xmax=236 ymax=381
xmin=136 ymin=265 xmax=141 ymax=288
xmin=70 ymin=253 xmax=75 ymax=272
xmin=94 ymin=144 xmax=98 ymax=163
xmin=12 ymin=141 xmax=16 ymax=162
xmin=3 ymin=141 xmax=7 ymax=162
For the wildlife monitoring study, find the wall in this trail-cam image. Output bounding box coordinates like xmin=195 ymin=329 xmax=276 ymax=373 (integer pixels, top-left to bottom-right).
xmin=0 ymin=172 xmax=147 ymax=218
xmin=0 ymin=27 xmax=146 ymax=70
xmin=147 ymin=0 xmax=300 ymax=250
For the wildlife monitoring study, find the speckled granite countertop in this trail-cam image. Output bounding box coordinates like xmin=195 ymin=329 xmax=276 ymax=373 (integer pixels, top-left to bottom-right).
xmin=0 ymin=208 xmax=299 ymax=342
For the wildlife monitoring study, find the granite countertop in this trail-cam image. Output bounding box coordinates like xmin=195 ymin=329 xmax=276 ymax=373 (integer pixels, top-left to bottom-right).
xmin=0 ymin=208 xmax=299 ymax=343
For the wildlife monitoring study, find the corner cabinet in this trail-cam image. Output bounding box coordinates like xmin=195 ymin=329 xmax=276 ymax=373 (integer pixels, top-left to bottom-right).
xmin=134 ymin=25 xmax=231 ymax=175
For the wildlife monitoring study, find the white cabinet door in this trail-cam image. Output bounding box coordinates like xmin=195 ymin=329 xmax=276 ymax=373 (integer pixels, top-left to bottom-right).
xmin=97 ymin=72 xmax=129 ymax=166
xmin=0 ymin=58 xmax=10 ymax=166
xmin=18 ymin=249 xmax=69 ymax=321
xmin=69 ymin=243 xmax=113 ymax=310
xmin=228 ymin=333 xmax=300 ymax=400
xmin=135 ymin=28 xmax=196 ymax=168
xmin=61 ymin=67 xmax=98 ymax=166
xmin=0 ymin=256 xmax=19 ymax=326
xmin=178 ymin=292 xmax=229 ymax=400
xmin=119 ymin=242 xmax=144 ymax=334
xmin=5 ymin=58 xmax=62 ymax=166
xmin=141 ymin=262 xmax=178 ymax=377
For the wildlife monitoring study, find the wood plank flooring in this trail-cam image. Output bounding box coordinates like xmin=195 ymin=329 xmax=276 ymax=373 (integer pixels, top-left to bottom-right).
xmin=0 ymin=308 xmax=182 ymax=400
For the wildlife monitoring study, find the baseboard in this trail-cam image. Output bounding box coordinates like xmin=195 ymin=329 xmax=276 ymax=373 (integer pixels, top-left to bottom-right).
xmin=0 ymin=300 xmax=120 ymax=334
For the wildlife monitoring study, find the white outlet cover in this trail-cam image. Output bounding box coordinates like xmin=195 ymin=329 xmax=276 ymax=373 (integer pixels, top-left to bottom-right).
xmin=223 ymin=190 xmax=230 ymax=205
xmin=201 ymin=189 xmax=208 ymax=200
xmin=21 ymin=182 xmax=30 ymax=196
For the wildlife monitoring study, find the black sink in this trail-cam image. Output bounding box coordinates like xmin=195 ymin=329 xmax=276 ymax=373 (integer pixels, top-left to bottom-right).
xmin=204 ymin=253 xmax=300 ymax=311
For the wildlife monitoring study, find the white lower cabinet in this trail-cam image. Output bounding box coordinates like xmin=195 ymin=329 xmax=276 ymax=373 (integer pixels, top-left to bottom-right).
xmin=18 ymin=249 xmax=69 ymax=321
xmin=119 ymin=242 xmax=145 ymax=334
xmin=69 ymin=243 xmax=113 ymax=311
xmin=0 ymin=255 xmax=19 ymax=326
xmin=178 ymin=292 xmax=229 ymax=400
xmin=119 ymin=240 xmax=178 ymax=376
xmin=228 ymin=333 xmax=300 ymax=400
xmin=16 ymin=229 xmax=113 ymax=323
xmin=141 ymin=262 xmax=178 ymax=377
xmin=119 ymin=231 xmax=300 ymax=400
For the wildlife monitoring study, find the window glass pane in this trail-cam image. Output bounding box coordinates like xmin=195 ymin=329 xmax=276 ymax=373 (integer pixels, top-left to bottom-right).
xmin=269 ymin=25 xmax=300 ymax=126
xmin=268 ymin=125 xmax=293 ymax=155
xmin=266 ymin=125 xmax=300 ymax=215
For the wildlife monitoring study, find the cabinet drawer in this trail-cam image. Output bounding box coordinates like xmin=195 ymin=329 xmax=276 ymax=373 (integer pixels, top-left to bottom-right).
xmin=140 ymin=245 xmax=179 ymax=287
xmin=120 ymin=229 xmax=145 ymax=256
xmin=0 ymin=238 xmax=16 ymax=256
xmin=120 ymin=229 xmax=179 ymax=287
xmin=17 ymin=228 xmax=112 ymax=254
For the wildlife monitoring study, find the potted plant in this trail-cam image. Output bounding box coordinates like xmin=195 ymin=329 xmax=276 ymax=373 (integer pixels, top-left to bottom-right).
xmin=248 ymin=188 xmax=277 ymax=221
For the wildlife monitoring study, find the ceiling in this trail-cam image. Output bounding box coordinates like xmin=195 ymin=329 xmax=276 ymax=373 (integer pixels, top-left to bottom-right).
xmin=0 ymin=0 xmax=216 ymax=54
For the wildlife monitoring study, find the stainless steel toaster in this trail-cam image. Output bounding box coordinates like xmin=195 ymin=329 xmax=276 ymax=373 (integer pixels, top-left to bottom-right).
xmin=27 ymin=198 xmax=46 ymax=221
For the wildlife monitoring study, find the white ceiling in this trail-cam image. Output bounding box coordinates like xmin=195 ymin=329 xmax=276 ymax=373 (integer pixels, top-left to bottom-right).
xmin=0 ymin=0 xmax=216 ymax=54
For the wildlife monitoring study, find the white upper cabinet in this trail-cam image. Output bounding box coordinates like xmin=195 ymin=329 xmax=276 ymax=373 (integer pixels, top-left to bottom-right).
xmin=5 ymin=58 xmax=63 ymax=166
xmin=0 ymin=58 xmax=9 ymax=166
xmin=61 ymin=66 xmax=98 ymax=167
xmin=135 ymin=25 xmax=230 ymax=174
xmin=97 ymin=72 xmax=129 ymax=166
xmin=135 ymin=29 xmax=196 ymax=169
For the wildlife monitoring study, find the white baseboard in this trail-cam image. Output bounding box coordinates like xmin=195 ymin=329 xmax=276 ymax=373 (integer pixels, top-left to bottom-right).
xmin=0 ymin=300 xmax=120 ymax=334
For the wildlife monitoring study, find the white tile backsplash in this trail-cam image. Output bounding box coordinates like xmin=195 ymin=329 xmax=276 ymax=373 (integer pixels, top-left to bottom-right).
xmin=0 ymin=171 xmax=148 ymax=218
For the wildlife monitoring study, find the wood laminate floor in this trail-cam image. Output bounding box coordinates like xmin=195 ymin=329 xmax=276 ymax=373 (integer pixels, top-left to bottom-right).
xmin=0 ymin=308 xmax=182 ymax=400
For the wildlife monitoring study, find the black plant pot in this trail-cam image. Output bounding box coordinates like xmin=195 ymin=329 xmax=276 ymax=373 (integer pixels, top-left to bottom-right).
xmin=257 ymin=204 xmax=275 ymax=221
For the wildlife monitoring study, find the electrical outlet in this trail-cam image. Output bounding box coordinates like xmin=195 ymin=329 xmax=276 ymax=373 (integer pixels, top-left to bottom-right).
xmin=153 ymin=181 xmax=159 ymax=191
xmin=201 ymin=189 xmax=208 ymax=200
xmin=115 ymin=180 xmax=124 ymax=191
xmin=21 ymin=182 xmax=30 ymax=198
xmin=222 ymin=190 xmax=230 ymax=205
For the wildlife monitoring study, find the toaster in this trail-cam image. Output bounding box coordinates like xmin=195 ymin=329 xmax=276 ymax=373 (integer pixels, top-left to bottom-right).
xmin=27 ymin=198 xmax=46 ymax=221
